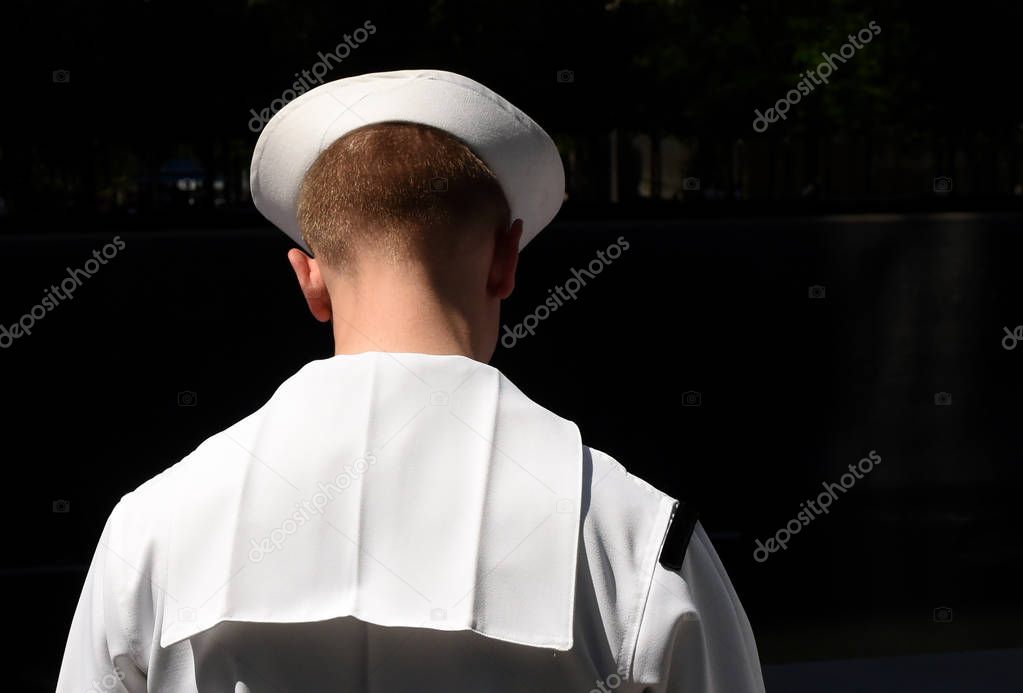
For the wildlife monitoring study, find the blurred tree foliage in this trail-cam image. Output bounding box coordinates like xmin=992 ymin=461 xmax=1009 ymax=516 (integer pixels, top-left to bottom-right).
xmin=2 ymin=0 xmax=1018 ymax=138
xmin=0 ymin=0 xmax=1020 ymax=217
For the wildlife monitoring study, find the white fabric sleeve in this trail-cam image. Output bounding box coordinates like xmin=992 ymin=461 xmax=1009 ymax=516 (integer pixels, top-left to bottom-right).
xmin=56 ymin=503 xmax=148 ymax=693
xmin=631 ymin=522 xmax=766 ymax=693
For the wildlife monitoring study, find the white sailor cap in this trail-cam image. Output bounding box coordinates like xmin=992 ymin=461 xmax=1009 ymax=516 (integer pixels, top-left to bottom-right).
xmin=250 ymin=69 xmax=565 ymax=254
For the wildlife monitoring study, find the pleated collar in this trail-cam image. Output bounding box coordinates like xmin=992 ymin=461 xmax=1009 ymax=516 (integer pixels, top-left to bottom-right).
xmin=158 ymin=353 xmax=583 ymax=651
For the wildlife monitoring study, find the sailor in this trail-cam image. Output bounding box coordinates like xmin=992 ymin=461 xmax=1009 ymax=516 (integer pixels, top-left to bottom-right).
xmin=57 ymin=69 xmax=765 ymax=693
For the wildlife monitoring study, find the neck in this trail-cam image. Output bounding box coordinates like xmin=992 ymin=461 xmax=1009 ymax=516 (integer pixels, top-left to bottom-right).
xmin=327 ymin=263 xmax=485 ymax=360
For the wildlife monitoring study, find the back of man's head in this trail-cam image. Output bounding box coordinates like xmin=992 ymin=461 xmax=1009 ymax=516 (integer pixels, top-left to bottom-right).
xmin=297 ymin=122 xmax=512 ymax=272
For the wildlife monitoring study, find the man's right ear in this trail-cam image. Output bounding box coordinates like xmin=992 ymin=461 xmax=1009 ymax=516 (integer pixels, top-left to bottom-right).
xmin=287 ymin=249 xmax=332 ymax=322
xmin=488 ymin=218 xmax=523 ymax=300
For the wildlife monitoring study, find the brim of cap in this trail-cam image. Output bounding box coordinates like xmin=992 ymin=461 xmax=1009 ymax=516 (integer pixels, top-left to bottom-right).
xmin=250 ymin=69 xmax=565 ymax=254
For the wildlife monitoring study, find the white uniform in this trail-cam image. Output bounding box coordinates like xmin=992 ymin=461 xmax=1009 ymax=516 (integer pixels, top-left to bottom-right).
xmin=57 ymin=353 xmax=765 ymax=693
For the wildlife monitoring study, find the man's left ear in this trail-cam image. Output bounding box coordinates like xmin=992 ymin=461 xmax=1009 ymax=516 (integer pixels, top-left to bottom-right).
xmin=287 ymin=249 xmax=332 ymax=322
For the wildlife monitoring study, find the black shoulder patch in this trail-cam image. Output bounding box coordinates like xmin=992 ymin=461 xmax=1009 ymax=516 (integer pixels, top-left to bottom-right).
xmin=658 ymin=501 xmax=699 ymax=572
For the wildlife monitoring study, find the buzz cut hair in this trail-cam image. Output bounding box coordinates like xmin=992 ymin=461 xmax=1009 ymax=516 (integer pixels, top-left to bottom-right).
xmin=297 ymin=121 xmax=512 ymax=268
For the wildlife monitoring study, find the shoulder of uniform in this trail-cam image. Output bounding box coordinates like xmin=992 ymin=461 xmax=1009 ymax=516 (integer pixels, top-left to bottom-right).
xmin=585 ymin=446 xmax=676 ymax=503
xmin=584 ymin=446 xmax=699 ymax=572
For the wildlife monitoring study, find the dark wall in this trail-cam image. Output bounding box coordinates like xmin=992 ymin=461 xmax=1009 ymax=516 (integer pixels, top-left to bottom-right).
xmin=2 ymin=216 xmax=1021 ymax=689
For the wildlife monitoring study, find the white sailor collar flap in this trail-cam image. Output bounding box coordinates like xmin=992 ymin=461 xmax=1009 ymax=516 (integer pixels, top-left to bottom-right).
xmin=158 ymin=353 xmax=583 ymax=651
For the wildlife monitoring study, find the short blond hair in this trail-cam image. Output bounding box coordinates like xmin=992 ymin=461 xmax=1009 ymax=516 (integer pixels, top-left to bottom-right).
xmin=297 ymin=122 xmax=511 ymax=267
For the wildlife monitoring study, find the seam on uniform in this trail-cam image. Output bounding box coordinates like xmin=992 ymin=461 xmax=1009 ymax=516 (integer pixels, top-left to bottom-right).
xmin=617 ymin=494 xmax=677 ymax=680
xmin=106 ymin=498 xmax=147 ymax=672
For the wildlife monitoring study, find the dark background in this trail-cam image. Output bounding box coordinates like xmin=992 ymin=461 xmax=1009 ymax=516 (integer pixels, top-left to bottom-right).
xmin=1 ymin=0 xmax=1021 ymax=690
